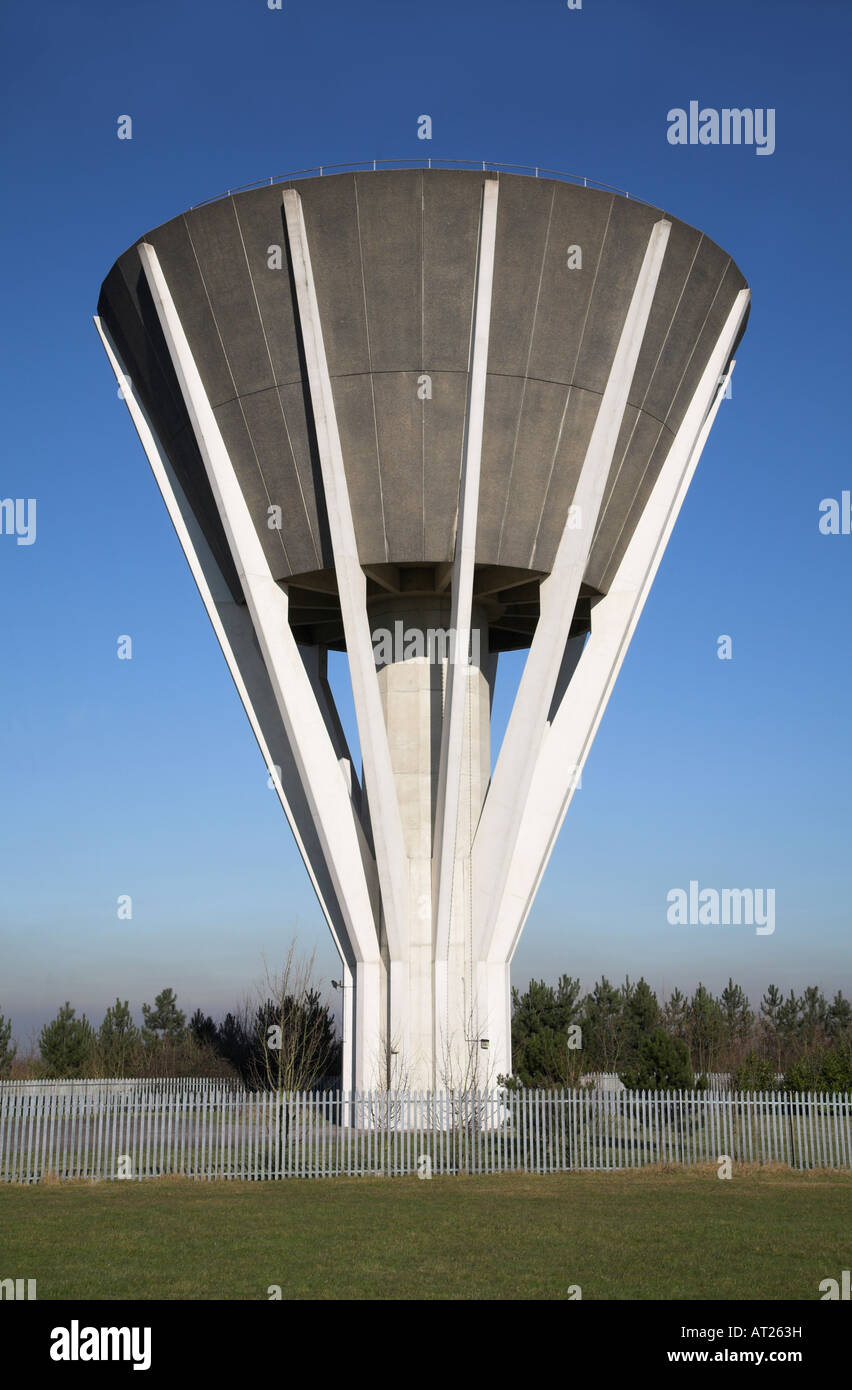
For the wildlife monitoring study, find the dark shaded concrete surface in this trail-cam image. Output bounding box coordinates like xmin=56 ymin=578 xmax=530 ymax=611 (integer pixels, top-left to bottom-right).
xmin=98 ymin=171 xmax=748 ymax=649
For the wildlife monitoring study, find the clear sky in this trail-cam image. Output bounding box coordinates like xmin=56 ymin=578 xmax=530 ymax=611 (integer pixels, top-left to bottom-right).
xmin=1 ymin=0 xmax=849 ymax=1045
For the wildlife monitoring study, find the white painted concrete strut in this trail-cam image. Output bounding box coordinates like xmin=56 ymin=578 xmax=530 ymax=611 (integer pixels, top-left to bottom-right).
xmin=94 ymin=314 xmax=371 ymax=1088
xmin=432 ymin=179 xmax=499 ymax=1058
xmin=474 ymin=218 xmax=672 ymax=960
xmin=135 ymin=244 xmax=382 ymax=997
xmin=487 ymin=287 xmax=752 ymax=966
xmin=282 ymin=189 xmax=410 ymax=978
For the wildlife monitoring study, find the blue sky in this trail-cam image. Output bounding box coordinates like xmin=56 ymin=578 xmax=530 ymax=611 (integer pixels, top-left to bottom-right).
xmin=1 ymin=0 xmax=849 ymax=1044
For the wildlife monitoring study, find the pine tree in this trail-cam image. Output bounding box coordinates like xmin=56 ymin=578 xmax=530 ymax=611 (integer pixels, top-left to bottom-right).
xmin=0 ymin=1010 xmax=16 ymax=1078
xmin=622 ymin=977 xmax=660 ymax=1067
xmin=662 ymin=987 xmax=689 ymax=1041
xmin=720 ymin=979 xmax=753 ymax=1056
xmin=826 ymin=991 xmax=852 ymax=1038
xmin=39 ymin=1003 xmax=95 ymax=1078
xmin=582 ymin=977 xmax=625 ymax=1072
xmin=777 ymin=989 xmax=801 ymax=1045
xmin=509 ymin=976 xmax=583 ymax=1086
xmin=688 ymin=984 xmax=725 ymax=1075
xmin=141 ymin=988 xmax=186 ymax=1045
xmin=799 ymin=985 xmax=827 ymax=1046
xmin=760 ymin=984 xmax=784 ymax=1067
xmin=189 ymin=1009 xmax=218 ymax=1049
xmin=98 ymin=999 xmax=141 ymax=1075
xmin=621 ymin=1029 xmax=693 ymax=1090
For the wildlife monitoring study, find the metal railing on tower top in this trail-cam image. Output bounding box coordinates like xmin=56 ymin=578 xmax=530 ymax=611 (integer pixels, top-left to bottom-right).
xmin=188 ymin=158 xmax=656 ymax=211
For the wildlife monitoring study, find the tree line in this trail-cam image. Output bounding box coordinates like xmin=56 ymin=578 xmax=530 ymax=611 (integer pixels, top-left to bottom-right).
xmin=0 ymin=950 xmax=341 ymax=1090
xmin=2 ymin=971 xmax=850 ymax=1093
xmin=507 ymin=976 xmax=852 ymax=1092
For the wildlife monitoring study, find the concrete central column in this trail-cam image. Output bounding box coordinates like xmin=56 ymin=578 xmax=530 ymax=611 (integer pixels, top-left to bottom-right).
xmin=370 ymin=595 xmax=492 ymax=1088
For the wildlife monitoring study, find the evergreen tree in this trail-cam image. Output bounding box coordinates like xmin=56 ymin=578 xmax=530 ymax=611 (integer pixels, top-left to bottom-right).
xmin=776 ymin=989 xmax=801 ymax=1045
xmin=760 ymin=984 xmax=785 ymax=1066
xmin=249 ymin=990 xmax=340 ymax=1091
xmin=510 ymin=977 xmax=583 ymax=1086
xmin=39 ymin=1003 xmax=95 ymax=1078
xmin=826 ymin=991 xmax=852 ymax=1038
xmin=798 ymin=985 xmax=827 ymax=1046
xmin=621 ymin=977 xmax=660 ymax=1066
xmin=582 ymin=977 xmax=625 ymax=1072
xmin=785 ymin=1043 xmax=852 ymax=1094
xmin=98 ymin=999 xmax=141 ymax=1075
xmin=621 ymin=1029 xmax=693 ymax=1090
xmin=733 ymin=1051 xmax=777 ymax=1091
xmin=141 ymin=988 xmax=186 ymax=1045
xmin=189 ymin=1009 xmax=218 ymax=1049
xmin=760 ymin=984 xmax=783 ymax=1030
xmin=0 ymin=1010 xmax=16 ymax=1078
xmin=688 ymin=984 xmax=725 ymax=1074
xmin=662 ymin=987 xmax=689 ymax=1041
xmin=216 ymin=1012 xmax=252 ymax=1079
xmin=720 ymin=979 xmax=753 ymax=1052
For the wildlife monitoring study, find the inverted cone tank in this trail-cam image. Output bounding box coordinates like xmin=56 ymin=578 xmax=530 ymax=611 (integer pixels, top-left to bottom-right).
xmin=98 ymin=171 xmax=748 ymax=647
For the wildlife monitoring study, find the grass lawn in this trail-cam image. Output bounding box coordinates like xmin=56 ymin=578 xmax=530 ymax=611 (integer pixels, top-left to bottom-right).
xmin=1 ymin=1165 xmax=848 ymax=1300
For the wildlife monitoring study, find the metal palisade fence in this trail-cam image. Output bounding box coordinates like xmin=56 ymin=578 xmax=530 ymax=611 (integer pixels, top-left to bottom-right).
xmin=0 ymin=1084 xmax=849 ymax=1183
xmin=2 ymin=1077 xmax=245 ymax=1100
xmin=577 ymin=1071 xmax=785 ymax=1093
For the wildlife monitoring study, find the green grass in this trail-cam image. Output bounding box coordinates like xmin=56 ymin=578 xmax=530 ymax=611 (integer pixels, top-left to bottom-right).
xmin=1 ymin=1165 xmax=848 ymax=1300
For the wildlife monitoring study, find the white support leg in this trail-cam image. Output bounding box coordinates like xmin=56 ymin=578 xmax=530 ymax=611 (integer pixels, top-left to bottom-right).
xmin=282 ymin=191 xmax=410 ymax=1070
xmin=300 ymin=644 xmax=364 ymax=812
xmin=432 ymin=178 xmax=499 ymax=1075
xmin=489 ymin=288 xmax=752 ymax=964
xmin=474 ymin=219 xmax=672 ymax=959
xmin=339 ymin=962 xmax=354 ymax=1103
xmin=95 ymin=315 xmax=377 ymax=1093
xmin=135 ymin=245 xmax=382 ymax=986
xmin=354 ymin=959 xmax=384 ymax=1089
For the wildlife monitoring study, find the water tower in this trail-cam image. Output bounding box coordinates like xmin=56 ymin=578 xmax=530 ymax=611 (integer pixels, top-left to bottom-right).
xmin=95 ymin=164 xmax=749 ymax=1091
